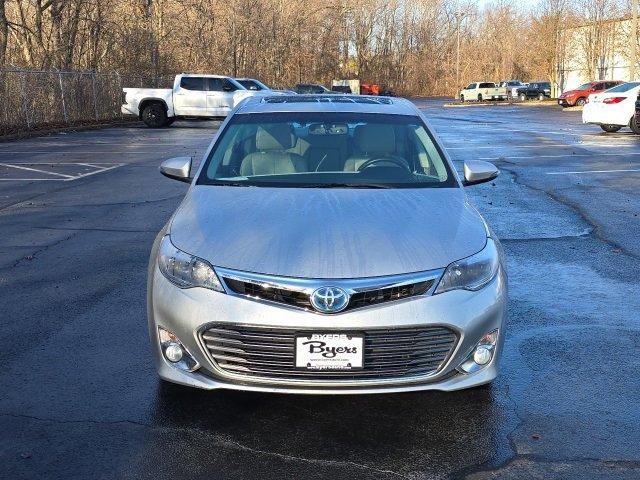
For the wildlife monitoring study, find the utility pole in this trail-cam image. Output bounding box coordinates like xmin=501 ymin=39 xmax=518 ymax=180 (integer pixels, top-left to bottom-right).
xmin=632 ymin=0 xmax=638 ymax=80
xmin=454 ymin=10 xmax=466 ymax=97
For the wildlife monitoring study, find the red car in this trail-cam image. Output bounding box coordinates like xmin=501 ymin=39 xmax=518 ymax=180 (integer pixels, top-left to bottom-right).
xmin=558 ymin=80 xmax=622 ymax=107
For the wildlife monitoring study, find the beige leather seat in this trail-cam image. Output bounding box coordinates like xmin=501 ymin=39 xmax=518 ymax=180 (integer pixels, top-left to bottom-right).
xmin=240 ymin=125 xmax=308 ymax=176
xmin=343 ymin=124 xmax=397 ymax=171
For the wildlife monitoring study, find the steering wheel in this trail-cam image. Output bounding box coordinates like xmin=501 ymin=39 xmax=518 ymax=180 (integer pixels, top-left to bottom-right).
xmin=356 ymin=155 xmax=411 ymax=173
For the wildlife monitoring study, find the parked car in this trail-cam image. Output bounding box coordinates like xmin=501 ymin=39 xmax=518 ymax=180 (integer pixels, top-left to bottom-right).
xmin=380 ymin=86 xmax=397 ymax=97
xmin=150 ymin=94 xmax=506 ymax=394
xmin=235 ymin=78 xmax=295 ymax=94
xmin=294 ymin=83 xmax=333 ymax=94
xmin=498 ymin=80 xmax=525 ymax=99
xmin=121 ymin=74 xmax=281 ymax=127
xmin=331 ymin=85 xmax=352 ymax=94
xmin=459 ymin=82 xmax=506 ymax=102
xmin=516 ymin=81 xmax=551 ymax=101
xmin=360 ymin=83 xmax=380 ymax=95
xmin=558 ymin=80 xmax=622 ymax=107
xmin=582 ymin=81 xmax=640 ymax=133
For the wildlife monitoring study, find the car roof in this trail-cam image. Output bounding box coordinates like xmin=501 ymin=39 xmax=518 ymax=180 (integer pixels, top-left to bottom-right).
xmin=236 ymin=95 xmax=419 ymax=116
xmin=180 ymin=73 xmax=230 ymax=79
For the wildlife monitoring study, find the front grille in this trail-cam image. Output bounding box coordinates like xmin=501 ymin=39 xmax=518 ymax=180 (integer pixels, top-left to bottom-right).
xmin=223 ymin=278 xmax=312 ymax=310
xmin=200 ymin=325 xmax=457 ymax=382
xmin=221 ymin=277 xmax=435 ymax=312
xmin=348 ymin=281 xmax=433 ymax=310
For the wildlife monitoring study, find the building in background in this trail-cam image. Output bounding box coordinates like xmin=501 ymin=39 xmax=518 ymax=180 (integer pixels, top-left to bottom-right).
xmin=560 ymin=16 xmax=638 ymax=92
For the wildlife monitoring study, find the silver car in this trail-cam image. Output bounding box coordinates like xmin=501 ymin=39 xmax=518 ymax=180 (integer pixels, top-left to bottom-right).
xmin=149 ymin=95 xmax=507 ymax=394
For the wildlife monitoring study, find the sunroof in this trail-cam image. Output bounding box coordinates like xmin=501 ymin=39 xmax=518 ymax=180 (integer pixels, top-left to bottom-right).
xmin=262 ymin=95 xmax=394 ymax=105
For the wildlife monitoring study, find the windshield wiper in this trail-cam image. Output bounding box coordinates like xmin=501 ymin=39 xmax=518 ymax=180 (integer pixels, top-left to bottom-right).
xmin=304 ymin=183 xmax=393 ymax=189
xmin=210 ymin=181 xmax=253 ymax=187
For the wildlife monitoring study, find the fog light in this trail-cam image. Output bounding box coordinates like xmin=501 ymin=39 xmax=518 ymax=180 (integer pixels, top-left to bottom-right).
xmin=164 ymin=343 xmax=184 ymax=363
xmin=158 ymin=327 xmax=199 ymax=372
xmin=457 ymin=329 xmax=499 ymax=374
xmin=473 ymin=346 xmax=492 ymax=365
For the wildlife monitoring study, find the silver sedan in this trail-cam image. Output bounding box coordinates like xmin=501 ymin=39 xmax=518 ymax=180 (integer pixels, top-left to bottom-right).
xmin=148 ymin=95 xmax=507 ymax=394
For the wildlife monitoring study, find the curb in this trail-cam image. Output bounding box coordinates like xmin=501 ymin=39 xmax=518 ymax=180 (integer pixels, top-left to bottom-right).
xmin=443 ymin=101 xmax=560 ymax=108
xmin=0 ymin=119 xmax=141 ymax=143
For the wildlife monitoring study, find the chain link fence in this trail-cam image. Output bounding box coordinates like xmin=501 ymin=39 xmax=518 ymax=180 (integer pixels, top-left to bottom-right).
xmin=0 ymin=69 xmax=174 ymax=136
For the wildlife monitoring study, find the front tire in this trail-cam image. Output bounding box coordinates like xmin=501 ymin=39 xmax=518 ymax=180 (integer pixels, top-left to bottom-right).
xmin=538 ymin=93 xmax=545 ymax=100
xmin=600 ymin=124 xmax=621 ymax=133
xmin=630 ymin=116 xmax=640 ymax=135
xmin=478 ymin=94 xmax=483 ymax=102
xmin=576 ymin=97 xmax=587 ymax=107
xmin=142 ymin=103 xmax=167 ymax=128
xmin=460 ymin=95 xmax=465 ymax=103
xmin=519 ymin=93 xmax=526 ymax=101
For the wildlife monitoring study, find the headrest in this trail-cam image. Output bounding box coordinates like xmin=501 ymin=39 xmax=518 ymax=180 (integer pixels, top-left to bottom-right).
xmin=255 ymin=125 xmax=294 ymax=151
xmin=353 ymin=124 xmax=396 ymax=153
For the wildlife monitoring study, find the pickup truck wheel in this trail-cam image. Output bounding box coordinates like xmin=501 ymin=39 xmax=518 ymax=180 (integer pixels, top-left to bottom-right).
xmin=630 ymin=116 xmax=640 ymax=134
xmin=142 ymin=103 xmax=167 ymax=128
xmin=538 ymin=93 xmax=545 ymax=101
xmin=600 ymin=124 xmax=621 ymax=133
xmin=519 ymin=93 xmax=526 ymax=101
xmin=576 ymin=97 xmax=587 ymax=107
xmin=477 ymin=94 xmax=483 ymax=101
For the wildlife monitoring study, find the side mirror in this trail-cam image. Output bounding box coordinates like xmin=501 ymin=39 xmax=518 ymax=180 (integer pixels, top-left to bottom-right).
xmin=462 ymin=160 xmax=499 ymax=186
xmin=160 ymin=157 xmax=192 ymax=183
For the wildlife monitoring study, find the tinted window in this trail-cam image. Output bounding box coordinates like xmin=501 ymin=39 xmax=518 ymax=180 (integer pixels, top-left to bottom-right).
xmin=605 ymin=82 xmax=640 ymax=92
xmin=180 ymin=77 xmax=205 ymax=91
xmin=222 ymin=79 xmax=238 ymax=92
xmin=479 ymin=82 xmax=495 ymax=88
xmin=238 ymin=79 xmax=260 ymax=90
xmin=206 ymin=78 xmax=223 ymax=91
xmin=466 ymin=83 xmax=476 ymax=89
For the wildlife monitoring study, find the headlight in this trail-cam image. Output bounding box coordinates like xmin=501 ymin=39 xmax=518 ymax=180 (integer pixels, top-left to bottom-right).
xmin=435 ymin=238 xmax=500 ymax=294
xmin=157 ymin=235 xmax=224 ymax=292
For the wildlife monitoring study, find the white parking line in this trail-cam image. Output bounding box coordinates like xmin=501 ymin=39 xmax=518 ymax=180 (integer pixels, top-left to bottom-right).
xmin=0 ymin=162 xmax=75 ymax=178
xmin=546 ymin=168 xmax=640 ymax=175
xmin=0 ymin=162 xmax=124 ymax=181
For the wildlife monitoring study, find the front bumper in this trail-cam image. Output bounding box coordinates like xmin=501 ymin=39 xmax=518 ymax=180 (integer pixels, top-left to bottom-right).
xmin=148 ymin=264 xmax=507 ymax=394
xmin=121 ymin=104 xmax=137 ymax=116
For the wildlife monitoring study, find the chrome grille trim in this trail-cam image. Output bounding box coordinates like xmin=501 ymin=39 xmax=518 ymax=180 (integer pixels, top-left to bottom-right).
xmin=215 ymin=267 xmax=444 ymax=313
xmin=199 ymin=324 xmax=458 ymax=385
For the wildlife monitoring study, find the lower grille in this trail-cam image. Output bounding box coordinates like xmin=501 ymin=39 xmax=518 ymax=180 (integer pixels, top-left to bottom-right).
xmin=200 ymin=324 xmax=457 ymax=382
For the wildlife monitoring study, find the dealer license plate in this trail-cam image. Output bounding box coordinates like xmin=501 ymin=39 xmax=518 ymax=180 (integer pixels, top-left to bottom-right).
xmin=295 ymin=333 xmax=364 ymax=370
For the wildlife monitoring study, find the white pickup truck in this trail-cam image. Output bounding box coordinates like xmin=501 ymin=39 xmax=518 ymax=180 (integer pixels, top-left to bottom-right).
xmin=122 ymin=74 xmax=279 ymax=127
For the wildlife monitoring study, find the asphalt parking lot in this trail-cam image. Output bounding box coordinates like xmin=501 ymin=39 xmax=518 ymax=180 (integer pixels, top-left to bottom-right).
xmin=1 ymin=100 xmax=639 ymax=479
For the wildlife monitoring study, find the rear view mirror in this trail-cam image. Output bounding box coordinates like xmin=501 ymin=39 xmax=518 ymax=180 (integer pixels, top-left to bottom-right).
xmin=160 ymin=157 xmax=192 ymax=183
xmin=462 ymin=160 xmax=499 ymax=186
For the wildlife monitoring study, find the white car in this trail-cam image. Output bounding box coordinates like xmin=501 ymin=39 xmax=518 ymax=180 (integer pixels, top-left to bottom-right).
xmin=582 ymin=81 xmax=640 ymax=133
xmin=459 ymin=82 xmax=506 ymax=102
xmin=121 ymin=74 xmax=281 ymax=127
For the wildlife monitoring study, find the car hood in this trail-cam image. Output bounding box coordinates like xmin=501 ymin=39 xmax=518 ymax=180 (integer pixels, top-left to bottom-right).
xmin=561 ymin=90 xmax=584 ymax=97
xmin=169 ymin=186 xmax=487 ymax=279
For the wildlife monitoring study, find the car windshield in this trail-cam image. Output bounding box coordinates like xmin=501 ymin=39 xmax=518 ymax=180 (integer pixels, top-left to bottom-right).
xmin=605 ymin=82 xmax=640 ymax=92
xmin=237 ymin=80 xmax=262 ymax=90
xmin=575 ymin=83 xmax=592 ymax=90
xmin=198 ymin=112 xmax=457 ymax=188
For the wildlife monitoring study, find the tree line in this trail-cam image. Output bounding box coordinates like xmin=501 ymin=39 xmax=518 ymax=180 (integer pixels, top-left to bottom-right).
xmin=0 ymin=0 xmax=632 ymax=95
